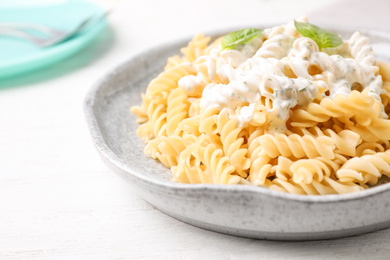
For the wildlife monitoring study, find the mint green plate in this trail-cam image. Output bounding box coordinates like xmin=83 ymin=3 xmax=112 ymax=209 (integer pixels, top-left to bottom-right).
xmin=0 ymin=0 xmax=107 ymax=79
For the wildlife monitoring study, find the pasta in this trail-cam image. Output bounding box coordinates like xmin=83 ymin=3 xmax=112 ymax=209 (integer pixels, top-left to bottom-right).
xmin=131 ymin=17 xmax=390 ymax=195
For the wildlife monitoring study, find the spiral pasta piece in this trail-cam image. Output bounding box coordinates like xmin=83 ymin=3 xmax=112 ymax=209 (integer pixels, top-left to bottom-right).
xmin=198 ymin=143 xmax=242 ymax=184
xmin=290 ymin=156 xmax=343 ymax=184
xmin=290 ymin=90 xmax=378 ymax=127
xmin=378 ymin=61 xmax=390 ymax=82
xmin=249 ymin=149 xmax=273 ymax=185
xmin=144 ymin=134 xmax=198 ymax=168
xmin=172 ymin=140 xmax=212 ymax=184
xmin=166 ymin=88 xmax=190 ymax=136
xmin=216 ymin=110 xmax=250 ymax=177
xmin=337 ymin=150 xmax=390 ymax=185
xmin=365 ymin=118 xmax=390 ymax=140
xmin=188 ymin=98 xmax=202 ymax=117
xmin=199 ymin=107 xmax=219 ymax=135
xmin=270 ymin=176 xmax=364 ymax=195
xmin=258 ymin=133 xmax=335 ymax=159
xmin=356 ymin=140 xmax=390 ymax=156
xmin=174 ymin=116 xmax=201 ymax=136
xmin=164 ymin=55 xmax=184 ymax=70
xmin=180 ymin=33 xmax=211 ymax=62
xmin=247 ymin=128 xmax=265 ymax=159
xmin=136 ymin=103 xmax=167 ymax=141
xmin=142 ymin=63 xmax=195 ymax=118
xmin=256 ymin=27 xmax=294 ymax=59
xmin=295 ymin=127 xmax=361 ymax=156
xmin=380 ymin=81 xmax=390 ymax=115
xmin=194 ymin=55 xmax=225 ymax=84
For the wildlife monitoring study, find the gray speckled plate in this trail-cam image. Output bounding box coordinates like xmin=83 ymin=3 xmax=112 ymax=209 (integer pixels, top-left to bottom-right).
xmin=84 ymin=26 xmax=390 ymax=241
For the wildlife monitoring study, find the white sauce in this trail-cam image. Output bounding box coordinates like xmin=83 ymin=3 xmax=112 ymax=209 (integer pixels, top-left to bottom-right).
xmin=178 ymin=75 xmax=204 ymax=96
xmin=183 ymin=18 xmax=385 ymax=132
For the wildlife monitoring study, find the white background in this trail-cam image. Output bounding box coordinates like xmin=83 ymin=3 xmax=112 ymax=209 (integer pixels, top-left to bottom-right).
xmin=1 ymin=0 xmax=390 ymax=259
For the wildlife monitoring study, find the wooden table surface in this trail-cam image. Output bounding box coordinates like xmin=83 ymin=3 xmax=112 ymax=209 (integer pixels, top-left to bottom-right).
xmin=1 ymin=0 xmax=390 ymax=259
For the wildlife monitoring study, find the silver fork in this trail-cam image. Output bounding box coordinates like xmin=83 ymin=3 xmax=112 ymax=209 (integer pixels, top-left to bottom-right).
xmin=0 ymin=10 xmax=109 ymax=47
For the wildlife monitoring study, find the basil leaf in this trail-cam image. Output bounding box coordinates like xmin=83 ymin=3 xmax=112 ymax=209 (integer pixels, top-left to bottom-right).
xmin=221 ymin=28 xmax=263 ymax=51
xmin=294 ymin=21 xmax=343 ymax=50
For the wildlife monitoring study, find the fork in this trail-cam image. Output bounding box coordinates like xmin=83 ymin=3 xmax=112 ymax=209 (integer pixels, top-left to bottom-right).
xmin=0 ymin=10 xmax=109 ymax=47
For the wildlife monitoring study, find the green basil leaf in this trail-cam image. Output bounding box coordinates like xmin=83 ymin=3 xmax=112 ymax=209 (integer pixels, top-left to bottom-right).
xmin=221 ymin=28 xmax=263 ymax=51
xmin=294 ymin=21 xmax=343 ymax=50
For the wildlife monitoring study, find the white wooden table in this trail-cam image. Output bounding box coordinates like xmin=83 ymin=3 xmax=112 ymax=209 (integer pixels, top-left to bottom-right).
xmin=1 ymin=0 xmax=390 ymax=259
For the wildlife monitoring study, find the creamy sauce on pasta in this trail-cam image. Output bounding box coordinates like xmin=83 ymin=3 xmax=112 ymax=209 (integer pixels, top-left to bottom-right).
xmin=178 ymin=75 xmax=204 ymax=95
xmin=180 ymin=17 xmax=384 ymax=132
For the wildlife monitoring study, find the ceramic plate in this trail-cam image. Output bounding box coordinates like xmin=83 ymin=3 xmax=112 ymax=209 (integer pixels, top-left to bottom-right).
xmin=84 ymin=26 xmax=390 ymax=241
xmin=0 ymin=0 xmax=107 ymax=79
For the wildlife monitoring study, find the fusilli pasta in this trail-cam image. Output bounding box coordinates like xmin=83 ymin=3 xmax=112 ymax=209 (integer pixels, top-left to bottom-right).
xmin=131 ymin=18 xmax=390 ymax=195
